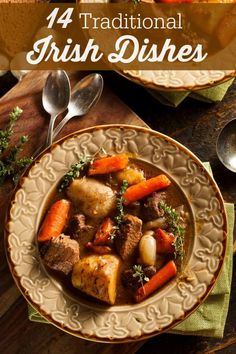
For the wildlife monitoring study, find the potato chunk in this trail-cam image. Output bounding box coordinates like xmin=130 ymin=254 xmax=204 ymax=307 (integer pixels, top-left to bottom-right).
xmin=72 ymin=255 xmax=121 ymax=305
xmin=115 ymin=167 xmax=145 ymax=186
xmin=67 ymin=177 xmax=116 ymax=219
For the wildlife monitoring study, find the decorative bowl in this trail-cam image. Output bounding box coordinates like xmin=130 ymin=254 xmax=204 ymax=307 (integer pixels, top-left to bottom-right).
xmin=5 ymin=125 xmax=227 ymax=342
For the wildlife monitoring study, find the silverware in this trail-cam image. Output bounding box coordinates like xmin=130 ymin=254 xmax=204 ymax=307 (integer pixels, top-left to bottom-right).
xmin=32 ymin=73 xmax=103 ymax=158
xmin=43 ymin=70 xmax=71 ymax=146
xmin=216 ymin=119 xmax=236 ymax=172
xmin=52 ymin=73 xmax=103 ymax=139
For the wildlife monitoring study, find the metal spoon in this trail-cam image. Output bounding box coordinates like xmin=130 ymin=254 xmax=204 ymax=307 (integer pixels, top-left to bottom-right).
xmin=43 ymin=70 xmax=71 ymax=146
xmin=52 ymin=73 xmax=103 ymax=139
xmin=32 ymin=73 xmax=103 ymax=158
xmin=216 ymin=119 xmax=236 ymax=172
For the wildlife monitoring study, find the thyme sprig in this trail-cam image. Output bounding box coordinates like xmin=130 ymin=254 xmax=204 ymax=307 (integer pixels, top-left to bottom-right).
xmin=109 ymin=179 xmax=128 ymax=240
xmin=58 ymin=154 xmax=93 ymax=192
xmin=114 ymin=179 xmax=128 ymax=225
xmin=159 ymin=201 xmax=185 ymax=262
xmin=132 ymin=265 xmax=149 ymax=287
xmin=0 ymin=107 xmax=33 ymax=186
xmin=0 ymin=107 xmax=23 ymax=154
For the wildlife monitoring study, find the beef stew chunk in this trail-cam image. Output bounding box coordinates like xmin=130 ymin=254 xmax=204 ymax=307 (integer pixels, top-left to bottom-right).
xmin=43 ymin=235 xmax=80 ymax=275
xmin=67 ymin=213 xmax=93 ymax=240
xmin=122 ymin=265 xmax=157 ymax=291
xmin=122 ymin=268 xmax=140 ymax=291
xmin=143 ymin=192 xmax=166 ymax=221
xmin=125 ymin=201 xmax=141 ymax=217
xmin=115 ymin=214 xmax=142 ymax=261
xmin=144 ymin=265 xmax=157 ymax=279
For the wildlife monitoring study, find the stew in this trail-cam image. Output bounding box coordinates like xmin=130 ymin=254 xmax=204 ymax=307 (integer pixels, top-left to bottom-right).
xmin=38 ymin=153 xmax=192 ymax=305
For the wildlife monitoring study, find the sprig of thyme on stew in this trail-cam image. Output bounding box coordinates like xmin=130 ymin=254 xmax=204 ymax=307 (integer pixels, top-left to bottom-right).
xmin=159 ymin=201 xmax=185 ymax=262
xmin=0 ymin=107 xmax=33 ymax=186
xmin=132 ymin=265 xmax=149 ymax=287
xmin=58 ymin=154 xmax=93 ymax=192
xmin=109 ymin=179 xmax=129 ymax=240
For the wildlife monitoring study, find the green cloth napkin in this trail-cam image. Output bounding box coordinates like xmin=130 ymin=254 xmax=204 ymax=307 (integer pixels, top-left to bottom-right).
xmin=28 ymin=163 xmax=234 ymax=339
xmin=148 ymin=78 xmax=234 ymax=107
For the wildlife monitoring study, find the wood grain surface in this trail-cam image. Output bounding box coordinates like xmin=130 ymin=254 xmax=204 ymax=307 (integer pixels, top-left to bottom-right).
xmin=0 ymin=70 xmax=236 ymax=354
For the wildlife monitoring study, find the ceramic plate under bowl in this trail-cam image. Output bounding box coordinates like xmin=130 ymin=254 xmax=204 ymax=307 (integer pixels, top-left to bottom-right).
xmin=5 ymin=125 xmax=227 ymax=342
xmin=120 ymin=70 xmax=235 ymax=91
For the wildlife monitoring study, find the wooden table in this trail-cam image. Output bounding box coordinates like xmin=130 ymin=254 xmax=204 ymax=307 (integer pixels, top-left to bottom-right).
xmin=0 ymin=71 xmax=235 ymax=354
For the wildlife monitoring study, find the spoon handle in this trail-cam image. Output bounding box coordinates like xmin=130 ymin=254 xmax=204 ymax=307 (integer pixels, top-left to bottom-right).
xmin=31 ymin=113 xmax=73 ymax=159
xmin=52 ymin=112 xmax=74 ymax=139
xmin=45 ymin=113 xmax=58 ymax=146
xmin=32 ymin=142 xmax=46 ymax=159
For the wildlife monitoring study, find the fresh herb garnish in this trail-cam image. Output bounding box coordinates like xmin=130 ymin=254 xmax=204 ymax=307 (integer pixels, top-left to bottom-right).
xmin=109 ymin=179 xmax=128 ymax=240
xmin=58 ymin=154 xmax=93 ymax=192
xmin=114 ymin=179 xmax=128 ymax=225
xmin=0 ymin=107 xmax=23 ymax=154
xmin=132 ymin=265 xmax=149 ymax=287
xmin=159 ymin=201 xmax=185 ymax=262
xmin=0 ymin=107 xmax=33 ymax=186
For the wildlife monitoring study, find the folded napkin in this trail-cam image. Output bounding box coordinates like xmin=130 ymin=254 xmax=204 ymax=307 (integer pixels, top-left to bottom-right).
xmin=148 ymin=78 xmax=234 ymax=107
xmin=28 ymin=163 xmax=234 ymax=339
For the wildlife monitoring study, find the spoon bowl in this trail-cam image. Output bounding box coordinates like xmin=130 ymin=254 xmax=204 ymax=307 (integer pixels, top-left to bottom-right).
xmin=43 ymin=70 xmax=70 ymax=146
xmin=52 ymin=73 xmax=103 ymax=139
xmin=69 ymin=73 xmax=103 ymax=114
xmin=216 ymin=119 xmax=236 ymax=173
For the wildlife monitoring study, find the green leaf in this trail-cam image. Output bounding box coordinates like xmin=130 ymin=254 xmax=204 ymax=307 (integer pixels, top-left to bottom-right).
xmin=109 ymin=179 xmax=128 ymax=240
xmin=58 ymin=154 xmax=93 ymax=192
xmin=0 ymin=107 xmax=32 ymax=186
xmin=0 ymin=107 xmax=23 ymax=154
xmin=159 ymin=201 xmax=185 ymax=262
xmin=132 ymin=265 xmax=149 ymax=287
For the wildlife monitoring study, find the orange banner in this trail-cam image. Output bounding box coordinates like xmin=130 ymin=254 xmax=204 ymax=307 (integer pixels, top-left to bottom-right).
xmin=0 ymin=3 xmax=235 ymax=71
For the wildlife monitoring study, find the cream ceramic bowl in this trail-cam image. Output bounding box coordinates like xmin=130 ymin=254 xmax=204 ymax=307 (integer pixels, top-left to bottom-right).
xmin=5 ymin=125 xmax=227 ymax=342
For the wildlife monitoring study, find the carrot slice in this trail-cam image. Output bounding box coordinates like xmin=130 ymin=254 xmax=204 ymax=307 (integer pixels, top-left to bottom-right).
xmin=134 ymin=260 xmax=177 ymax=303
xmin=155 ymin=228 xmax=175 ymax=254
xmin=88 ymin=154 xmax=129 ymax=175
xmin=124 ymin=174 xmax=171 ymax=205
xmin=38 ymin=199 xmax=71 ymax=242
xmin=85 ymin=242 xmax=112 ymax=255
xmin=94 ymin=218 xmax=114 ymax=245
